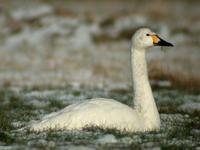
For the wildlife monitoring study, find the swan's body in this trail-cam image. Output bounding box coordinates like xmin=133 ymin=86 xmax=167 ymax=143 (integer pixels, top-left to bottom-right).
xmin=31 ymin=99 xmax=146 ymax=132
xmin=29 ymin=28 xmax=173 ymax=132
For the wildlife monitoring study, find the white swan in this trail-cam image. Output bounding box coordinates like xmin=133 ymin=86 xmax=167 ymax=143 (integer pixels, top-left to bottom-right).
xmin=29 ymin=28 xmax=173 ymax=132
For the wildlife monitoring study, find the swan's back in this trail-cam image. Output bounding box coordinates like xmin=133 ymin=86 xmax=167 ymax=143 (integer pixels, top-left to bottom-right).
xmin=30 ymin=98 xmax=142 ymax=132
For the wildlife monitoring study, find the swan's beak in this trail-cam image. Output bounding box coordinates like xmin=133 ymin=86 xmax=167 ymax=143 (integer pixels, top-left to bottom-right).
xmin=151 ymin=35 xmax=173 ymax=47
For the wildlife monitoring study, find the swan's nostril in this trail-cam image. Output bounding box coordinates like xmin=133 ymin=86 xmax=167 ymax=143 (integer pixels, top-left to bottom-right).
xmin=151 ymin=35 xmax=160 ymax=44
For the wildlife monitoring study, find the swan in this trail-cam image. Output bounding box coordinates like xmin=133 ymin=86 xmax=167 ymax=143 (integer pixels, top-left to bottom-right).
xmin=28 ymin=28 xmax=173 ymax=132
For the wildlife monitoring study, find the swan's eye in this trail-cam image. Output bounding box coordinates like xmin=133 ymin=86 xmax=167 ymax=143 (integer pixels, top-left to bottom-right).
xmin=146 ymin=34 xmax=150 ymax=36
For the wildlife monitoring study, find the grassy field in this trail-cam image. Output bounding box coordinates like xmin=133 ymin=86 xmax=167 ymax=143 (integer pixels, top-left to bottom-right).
xmin=0 ymin=86 xmax=200 ymax=149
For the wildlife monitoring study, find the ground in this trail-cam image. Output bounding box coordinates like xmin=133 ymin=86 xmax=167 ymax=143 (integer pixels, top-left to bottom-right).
xmin=0 ymin=0 xmax=200 ymax=149
xmin=0 ymin=86 xmax=200 ymax=149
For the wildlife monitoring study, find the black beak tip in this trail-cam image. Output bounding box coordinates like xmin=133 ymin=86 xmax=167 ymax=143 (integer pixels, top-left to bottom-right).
xmin=168 ymin=43 xmax=174 ymax=47
xmin=157 ymin=38 xmax=174 ymax=47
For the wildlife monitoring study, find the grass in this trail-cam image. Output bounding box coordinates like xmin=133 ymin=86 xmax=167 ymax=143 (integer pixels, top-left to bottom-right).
xmin=149 ymin=64 xmax=200 ymax=93
xmin=0 ymin=87 xmax=199 ymax=149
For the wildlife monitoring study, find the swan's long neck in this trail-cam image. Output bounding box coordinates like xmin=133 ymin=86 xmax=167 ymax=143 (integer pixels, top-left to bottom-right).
xmin=131 ymin=46 xmax=160 ymax=129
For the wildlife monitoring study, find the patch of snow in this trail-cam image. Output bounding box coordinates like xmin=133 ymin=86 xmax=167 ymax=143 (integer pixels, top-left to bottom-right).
xmin=115 ymin=15 xmax=147 ymax=31
xmin=178 ymin=102 xmax=200 ymax=114
xmin=142 ymin=142 xmax=160 ymax=150
xmin=68 ymin=24 xmax=98 ymax=50
xmin=196 ymin=147 xmax=200 ymax=150
xmin=11 ymin=121 xmax=24 ymax=128
xmin=25 ymin=90 xmax=57 ymax=97
xmin=38 ymin=139 xmax=48 ymax=146
xmin=23 ymin=90 xmax=87 ymax=107
xmin=55 ymin=94 xmax=86 ymax=102
xmin=3 ymin=17 xmax=99 ymax=51
xmin=151 ymin=80 xmax=171 ymax=88
xmin=190 ymin=129 xmax=200 ymax=136
xmin=48 ymin=141 xmax=56 ymax=148
xmin=41 ymin=16 xmax=80 ymax=28
xmin=98 ymin=15 xmax=148 ymax=39
xmin=64 ymin=145 xmax=95 ymax=150
xmin=0 ymin=146 xmax=14 ymax=150
xmin=161 ymin=114 xmax=186 ymax=123
xmin=11 ymin=5 xmax=53 ymax=20
xmin=27 ymin=99 xmax=49 ymax=108
xmin=106 ymin=82 xmax=129 ymax=91
xmin=125 ymin=135 xmax=142 ymax=143
xmin=120 ymin=137 xmax=133 ymax=144
xmin=3 ymin=24 xmax=70 ymax=50
xmin=97 ymin=134 xmax=117 ymax=144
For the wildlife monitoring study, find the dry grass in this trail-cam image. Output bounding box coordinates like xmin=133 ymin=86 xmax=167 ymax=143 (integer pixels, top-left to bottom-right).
xmin=149 ymin=64 xmax=200 ymax=92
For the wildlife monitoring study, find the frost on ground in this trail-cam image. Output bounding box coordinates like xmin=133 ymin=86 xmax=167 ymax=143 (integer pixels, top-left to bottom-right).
xmin=0 ymin=87 xmax=200 ymax=149
xmin=96 ymin=134 xmax=117 ymax=144
xmin=0 ymin=0 xmax=200 ymax=90
xmin=178 ymin=102 xmax=200 ymax=114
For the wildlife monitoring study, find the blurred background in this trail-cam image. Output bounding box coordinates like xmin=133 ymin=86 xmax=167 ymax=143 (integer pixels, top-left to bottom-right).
xmin=0 ymin=0 xmax=200 ymax=92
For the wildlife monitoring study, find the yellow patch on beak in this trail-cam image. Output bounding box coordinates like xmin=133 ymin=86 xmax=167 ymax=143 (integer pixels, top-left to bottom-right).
xmin=151 ymin=35 xmax=160 ymax=44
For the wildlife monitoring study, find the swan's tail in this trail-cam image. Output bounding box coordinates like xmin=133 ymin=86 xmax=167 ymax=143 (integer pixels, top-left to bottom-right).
xmin=28 ymin=120 xmax=52 ymax=131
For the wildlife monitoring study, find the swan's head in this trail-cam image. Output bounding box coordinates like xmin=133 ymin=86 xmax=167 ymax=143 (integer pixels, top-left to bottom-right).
xmin=132 ymin=28 xmax=173 ymax=50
